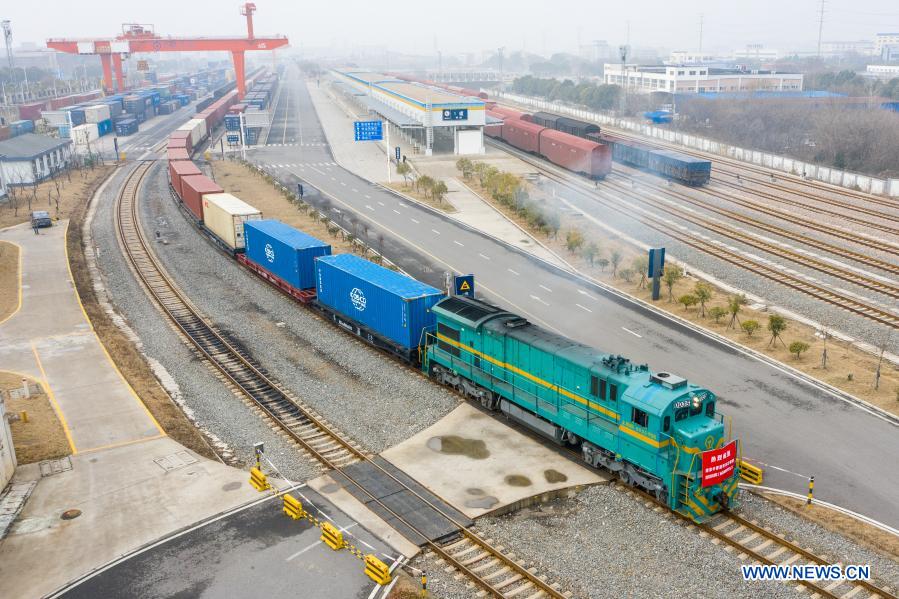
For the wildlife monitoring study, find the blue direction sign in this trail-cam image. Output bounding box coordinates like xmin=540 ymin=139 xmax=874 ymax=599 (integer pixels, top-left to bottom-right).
xmin=354 ymin=120 xmax=383 ymax=141
xmin=395 ymin=146 xmax=401 ymax=161
xmin=648 ymin=247 xmax=666 ymax=277
xmin=454 ymin=274 xmax=475 ymax=297
xmin=441 ymin=108 xmax=468 ymax=121
xmin=226 ymin=134 xmax=240 ymax=144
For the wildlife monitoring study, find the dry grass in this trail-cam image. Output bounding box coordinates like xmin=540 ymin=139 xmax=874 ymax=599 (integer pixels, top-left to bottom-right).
xmin=210 ymin=159 xmax=383 ymax=259
xmin=385 ymin=572 xmax=424 ymax=599
xmin=466 ymin=177 xmax=899 ymax=416
xmin=0 ymin=165 xmax=115 ymax=230
xmin=64 ymin=167 xmax=217 ymax=460
xmin=0 ymin=241 xmax=20 ymax=322
xmin=762 ymin=493 xmax=899 ymax=562
xmin=0 ymin=371 xmax=71 ymax=464
xmin=387 ymin=181 xmax=457 ymax=213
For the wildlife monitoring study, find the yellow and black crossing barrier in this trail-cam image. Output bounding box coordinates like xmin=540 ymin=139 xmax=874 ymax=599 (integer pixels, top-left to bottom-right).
xmin=807 ymin=476 xmax=814 ymax=505
xmin=249 ymin=467 xmax=271 ymax=492
xmin=283 ymin=493 xmax=304 ymax=520
xmin=364 ymin=555 xmax=392 ymax=585
xmin=320 ymin=522 xmax=344 ymax=551
xmin=738 ymin=460 xmax=763 ymax=485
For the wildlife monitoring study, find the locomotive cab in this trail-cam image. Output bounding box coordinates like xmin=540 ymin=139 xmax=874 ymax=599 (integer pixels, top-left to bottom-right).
xmin=664 ymin=385 xmax=741 ymax=521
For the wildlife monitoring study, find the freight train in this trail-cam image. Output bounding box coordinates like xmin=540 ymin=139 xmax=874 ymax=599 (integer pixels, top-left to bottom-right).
xmin=390 ymin=75 xmax=711 ymax=186
xmin=486 ymin=107 xmax=612 ymax=179
xmin=162 ymin=79 xmax=740 ymax=522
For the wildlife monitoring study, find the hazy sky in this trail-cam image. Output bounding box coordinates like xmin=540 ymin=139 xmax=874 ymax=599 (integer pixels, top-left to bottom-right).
xmin=6 ymin=0 xmax=899 ymax=56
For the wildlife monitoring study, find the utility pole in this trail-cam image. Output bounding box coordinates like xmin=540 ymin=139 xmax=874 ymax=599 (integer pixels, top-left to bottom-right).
xmin=816 ymin=0 xmax=826 ymax=59
xmin=2 ymin=20 xmax=13 ymax=73
xmin=619 ymin=44 xmax=629 ymax=113
xmin=698 ymin=14 xmax=704 ymax=54
xmin=497 ymin=47 xmax=505 ymax=81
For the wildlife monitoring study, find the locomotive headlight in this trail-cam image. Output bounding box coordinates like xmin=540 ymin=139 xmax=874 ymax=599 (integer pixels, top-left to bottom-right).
xmin=691 ymin=395 xmax=702 ymax=410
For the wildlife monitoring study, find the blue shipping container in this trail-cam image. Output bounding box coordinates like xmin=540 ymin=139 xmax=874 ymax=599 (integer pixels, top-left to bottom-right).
xmin=244 ymin=220 xmax=331 ymax=290
xmin=69 ymin=108 xmax=86 ymax=126
xmin=314 ymin=254 xmax=445 ymax=350
xmin=97 ymin=118 xmax=113 ymax=137
xmin=224 ymin=114 xmax=241 ymax=131
xmin=115 ymin=120 xmax=138 ymax=136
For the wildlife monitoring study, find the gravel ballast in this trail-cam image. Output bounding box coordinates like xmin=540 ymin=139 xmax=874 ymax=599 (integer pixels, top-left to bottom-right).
xmin=118 ymin=162 xmax=458 ymax=460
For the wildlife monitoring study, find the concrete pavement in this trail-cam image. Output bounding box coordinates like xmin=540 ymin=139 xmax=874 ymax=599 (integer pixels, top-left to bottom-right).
xmin=0 ymin=219 xmax=261 ymax=597
xmin=249 ymin=69 xmax=899 ymax=527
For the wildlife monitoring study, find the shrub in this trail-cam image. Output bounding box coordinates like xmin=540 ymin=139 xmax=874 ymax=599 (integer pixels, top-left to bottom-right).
xmin=741 ymin=320 xmax=760 ymax=337
xmin=789 ymin=341 xmax=810 ymax=359
xmin=565 ymin=229 xmax=585 ymax=253
xmin=678 ymin=294 xmax=698 ymax=311
xmin=709 ymin=306 xmax=727 ymax=323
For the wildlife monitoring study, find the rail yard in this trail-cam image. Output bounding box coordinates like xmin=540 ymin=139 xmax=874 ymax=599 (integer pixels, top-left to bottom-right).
xmin=1 ymin=3 xmax=898 ymax=599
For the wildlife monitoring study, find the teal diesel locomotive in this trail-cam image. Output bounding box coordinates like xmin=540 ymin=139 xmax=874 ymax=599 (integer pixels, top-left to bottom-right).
xmin=423 ymin=296 xmax=740 ymax=522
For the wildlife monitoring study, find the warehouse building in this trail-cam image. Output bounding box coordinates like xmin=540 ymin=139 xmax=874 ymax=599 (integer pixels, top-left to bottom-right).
xmin=0 ymin=134 xmax=73 ymax=195
xmin=332 ymin=70 xmax=487 ymax=155
xmin=603 ymin=64 xmax=803 ymax=94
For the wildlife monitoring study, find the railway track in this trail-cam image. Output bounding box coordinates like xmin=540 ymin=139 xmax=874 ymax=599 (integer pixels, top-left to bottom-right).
xmin=608 ymin=171 xmax=899 ymax=261
xmin=601 ymin=179 xmax=899 ymax=299
xmin=115 ymin=161 xmax=570 ymax=599
xmin=492 ymin=140 xmax=899 ymax=330
xmin=613 ymin=483 xmax=898 ymax=599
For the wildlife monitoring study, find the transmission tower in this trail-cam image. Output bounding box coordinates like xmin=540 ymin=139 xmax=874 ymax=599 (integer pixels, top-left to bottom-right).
xmin=816 ymin=0 xmax=826 ymax=58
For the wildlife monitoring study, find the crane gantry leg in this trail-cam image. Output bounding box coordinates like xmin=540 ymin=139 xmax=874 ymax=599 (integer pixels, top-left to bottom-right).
xmin=112 ymin=54 xmax=125 ymax=92
xmin=99 ymin=54 xmax=114 ymax=93
xmin=232 ymin=50 xmax=246 ymax=100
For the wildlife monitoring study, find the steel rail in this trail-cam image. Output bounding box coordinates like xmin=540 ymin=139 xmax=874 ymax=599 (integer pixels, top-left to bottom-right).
xmin=492 ymin=140 xmax=899 ymax=330
xmin=116 ymin=161 xmax=567 ymax=599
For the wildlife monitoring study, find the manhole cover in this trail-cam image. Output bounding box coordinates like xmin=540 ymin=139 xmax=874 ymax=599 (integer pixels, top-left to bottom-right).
xmin=61 ymin=509 xmax=81 ymax=520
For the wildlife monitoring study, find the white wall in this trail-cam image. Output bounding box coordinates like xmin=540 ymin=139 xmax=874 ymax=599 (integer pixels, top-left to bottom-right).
xmin=0 ymin=394 xmax=17 ymax=490
xmin=0 ymin=145 xmax=73 ymax=187
xmin=456 ymin=128 xmax=485 ymax=155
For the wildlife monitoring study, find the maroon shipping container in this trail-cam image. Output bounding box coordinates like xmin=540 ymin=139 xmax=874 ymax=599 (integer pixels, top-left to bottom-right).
xmin=18 ymin=101 xmax=47 ymax=121
xmin=228 ymin=103 xmax=247 ymax=114
xmin=167 ymin=147 xmax=190 ymax=161
xmin=0 ymin=126 xmax=9 ymax=141
xmin=168 ymin=160 xmax=202 ymax=199
xmin=167 ymin=137 xmax=189 ymax=149
xmin=501 ymin=118 xmax=545 ymax=154
xmin=538 ymin=129 xmax=612 ymax=179
xmin=169 ymin=130 xmax=193 ymax=154
xmin=179 ymin=175 xmax=224 ymax=221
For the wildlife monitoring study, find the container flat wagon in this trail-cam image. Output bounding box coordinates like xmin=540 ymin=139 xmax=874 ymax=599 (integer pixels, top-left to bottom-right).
xmin=594 ymin=134 xmax=711 ymax=186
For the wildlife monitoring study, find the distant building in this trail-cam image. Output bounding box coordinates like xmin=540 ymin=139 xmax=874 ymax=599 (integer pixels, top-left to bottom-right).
xmin=579 ymin=41 xmax=612 ymax=63
xmin=820 ymin=40 xmax=876 ymax=56
xmin=666 ymin=51 xmax=718 ymax=65
xmin=0 ymin=134 xmax=73 ymax=193
xmin=732 ymin=45 xmax=781 ymax=62
xmin=603 ymin=64 xmax=803 ymax=94
xmin=865 ymin=64 xmax=899 ymax=80
xmin=875 ymin=33 xmax=899 ymax=57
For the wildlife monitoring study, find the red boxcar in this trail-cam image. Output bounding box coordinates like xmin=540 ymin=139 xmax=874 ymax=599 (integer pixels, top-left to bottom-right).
xmin=539 ymin=129 xmax=612 ymax=179
xmin=179 ymin=175 xmax=223 ymax=221
xmin=489 ymin=105 xmax=527 ymax=121
xmin=167 ymin=147 xmax=190 ymax=161
xmin=485 ymin=110 xmax=506 ymax=139
xmin=501 ymin=118 xmax=545 ymax=154
xmin=168 ymin=160 xmax=202 ymax=199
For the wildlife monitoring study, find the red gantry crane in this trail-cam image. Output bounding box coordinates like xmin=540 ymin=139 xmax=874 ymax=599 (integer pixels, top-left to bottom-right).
xmin=46 ymin=3 xmax=288 ymax=99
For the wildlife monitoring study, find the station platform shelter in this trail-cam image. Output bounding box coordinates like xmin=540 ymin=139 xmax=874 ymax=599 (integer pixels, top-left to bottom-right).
xmin=332 ymin=70 xmax=492 ymax=156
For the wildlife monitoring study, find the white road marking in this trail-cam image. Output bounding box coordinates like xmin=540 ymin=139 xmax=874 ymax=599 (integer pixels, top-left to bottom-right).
xmin=410 ymin=218 xmax=420 ymax=224
xmin=352 ymin=188 xmax=358 ymax=192
xmin=622 ymin=327 xmax=642 ymax=338
xmin=331 ymin=176 xmax=336 ymax=181
xmin=507 ymin=268 xmax=520 ymax=276
xmin=378 ymin=201 xmax=385 ymax=206
xmin=365 ymin=194 xmax=371 ymax=199
xmin=530 ymin=295 xmax=550 ymax=306
xmin=365 ymin=205 xmax=375 ymax=211
xmin=393 ymin=209 xmax=401 ymax=215
xmin=539 ymin=284 xmax=552 ymax=293
xmin=576 ymin=303 xmax=593 ymax=313
xmin=431 ymin=229 xmax=441 ymax=235
xmin=340 ymin=181 xmax=347 ymax=186
xmin=454 ymin=240 xmax=464 ymax=247
xmin=308 ymin=165 xmax=325 ymax=175
xmin=399 ymin=203 xmax=409 ymax=208
xmin=478 ymin=253 xmax=491 ymax=261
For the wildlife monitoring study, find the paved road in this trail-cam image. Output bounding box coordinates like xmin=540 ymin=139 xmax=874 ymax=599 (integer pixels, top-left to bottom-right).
xmin=247 ymin=70 xmax=899 ymax=527
xmin=60 ymin=490 xmax=395 ymax=599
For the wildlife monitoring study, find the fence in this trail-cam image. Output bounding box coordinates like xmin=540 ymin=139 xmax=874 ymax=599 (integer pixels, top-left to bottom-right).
xmin=495 ymin=91 xmax=899 ymax=197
